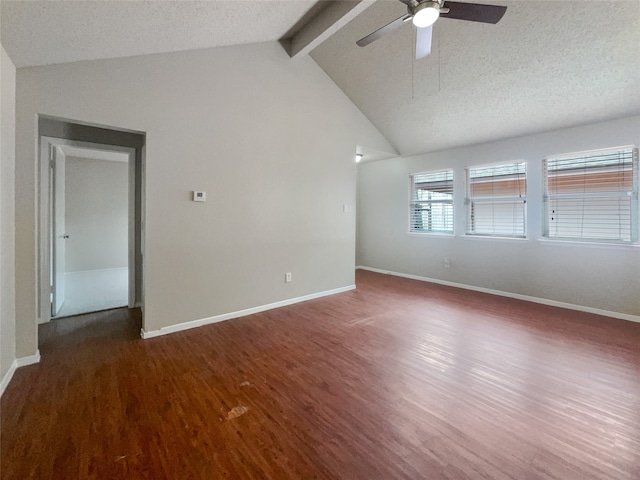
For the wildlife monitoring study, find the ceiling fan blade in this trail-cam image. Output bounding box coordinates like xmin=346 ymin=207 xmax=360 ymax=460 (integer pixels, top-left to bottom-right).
xmin=415 ymin=25 xmax=433 ymax=59
xmin=356 ymin=14 xmax=412 ymax=47
xmin=441 ymin=1 xmax=507 ymax=24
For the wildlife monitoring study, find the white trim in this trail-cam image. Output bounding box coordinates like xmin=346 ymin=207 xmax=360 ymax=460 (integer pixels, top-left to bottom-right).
xmin=461 ymin=235 xmax=530 ymax=243
xmin=0 ymin=364 xmax=17 ymax=397
xmin=65 ymin=267 xmax=128 ymax=275
xmin=1 ymin=350 xmax=41 ymax=397
xmin=356 ymin=266 xmax=640 ymax=324
xmin=406 ymin=232 xmax=454 ymax=238
xmin=16 ymin=350 xmax=41 ymax=367
xmin=140 ymin=285 xmax=356 ymax=339
xmin=545 ymin=144 xmax=636 ymax=162
xmin=537 ymin=238 xmax=640 ymax=250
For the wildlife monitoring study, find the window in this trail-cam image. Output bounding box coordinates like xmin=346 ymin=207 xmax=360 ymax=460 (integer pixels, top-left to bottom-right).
xmin=543 ymin=146 xmax=639 ymax=243
xmin=466 ymin=161 xmax=526 ymax=237
xmin=410 ymin=170 xmax=453 ymax=234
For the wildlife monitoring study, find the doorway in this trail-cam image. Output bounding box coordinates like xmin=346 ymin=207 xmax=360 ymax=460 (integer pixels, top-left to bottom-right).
xmin=48 ymin=141 xmax=133 ymax=317
xmin=38 ymin=117 xmax=145 ymax=325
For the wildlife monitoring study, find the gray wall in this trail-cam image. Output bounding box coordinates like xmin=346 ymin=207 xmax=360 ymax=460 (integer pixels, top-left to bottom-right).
xmin=357 ymin=115 xmax=640 ymax=318
xmin=1 ymin=43 xmax=17 ymax=380
xmin=14 ymin=41 xmax=394 ymax=353
xmin=65 ymin=156 xmax=128 ymax=272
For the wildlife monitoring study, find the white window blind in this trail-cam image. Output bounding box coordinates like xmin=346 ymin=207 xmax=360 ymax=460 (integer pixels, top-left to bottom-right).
xmin=543 ymin=146 xmax=639 ymax=243
xmin=466 ymin=161 xmax=526 ymax=237
xmin=410 ymin=170 xmax=453 ymax=233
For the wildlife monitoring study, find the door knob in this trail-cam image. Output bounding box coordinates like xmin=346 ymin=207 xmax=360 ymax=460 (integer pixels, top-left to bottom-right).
xmin=62 ymin=234 xmax=69 ymax=239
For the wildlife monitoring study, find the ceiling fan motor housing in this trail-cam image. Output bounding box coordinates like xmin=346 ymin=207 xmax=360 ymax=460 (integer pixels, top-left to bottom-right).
xmin=357 ymin=0 xmax=505 ymax=50
xmin=412 ymin=1 xmax=443 ymax=28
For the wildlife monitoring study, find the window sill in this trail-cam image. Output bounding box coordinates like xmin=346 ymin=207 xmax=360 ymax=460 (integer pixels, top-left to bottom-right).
xmin=537 ymin=238 xmax=639 ymax=250
xmin=462 ymin=235 xmax=530 ymax=243
xmin=407 ymin=232 xmax=454 ymax=238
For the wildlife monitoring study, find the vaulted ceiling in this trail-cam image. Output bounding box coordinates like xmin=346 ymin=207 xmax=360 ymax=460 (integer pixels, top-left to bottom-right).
xmin=2 ymin=0 xmax=639 ymax=157
xmin=311 ymin=0 xmax=640 ymax=155
xmin=0 ymin=0 xmax=327 ymax=67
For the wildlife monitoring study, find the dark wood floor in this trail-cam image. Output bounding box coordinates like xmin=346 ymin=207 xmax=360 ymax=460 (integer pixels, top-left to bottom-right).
xmin=2 ymin=270 xmax=639 ymax=479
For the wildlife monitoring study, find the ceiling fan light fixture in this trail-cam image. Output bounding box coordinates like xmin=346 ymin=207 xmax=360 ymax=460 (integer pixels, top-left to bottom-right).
xmin=412 ymin=2 xmax=440 ymax=28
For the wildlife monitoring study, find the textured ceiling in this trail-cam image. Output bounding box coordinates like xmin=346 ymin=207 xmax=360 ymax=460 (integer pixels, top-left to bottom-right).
xmin=0 ymin=0 xmax=321 ymax=67
xmin=311 ymin=0 xmax=640 ymax=156
xmin=2 ymin=1 xmax=639 ymax=157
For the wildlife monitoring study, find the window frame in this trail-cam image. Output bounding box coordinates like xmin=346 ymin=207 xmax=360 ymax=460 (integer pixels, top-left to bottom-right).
xmin=408 ymin=169 xmax=454 ymax=235
xmin=542 ymin=146 xmax=639 ymax=244
xmin=464 ymin=160 xmax=527 ymax=238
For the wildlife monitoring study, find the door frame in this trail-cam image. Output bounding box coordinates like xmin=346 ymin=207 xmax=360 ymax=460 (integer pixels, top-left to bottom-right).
xmin=50 ymin=144 xmax=66 ymax=316
xmin=38 ymin=136 xmax=139 ymax=322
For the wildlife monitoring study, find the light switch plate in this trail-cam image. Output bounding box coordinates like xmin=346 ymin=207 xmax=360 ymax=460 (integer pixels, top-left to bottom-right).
xmin=193 ymin=191 xmax=206 ymax=202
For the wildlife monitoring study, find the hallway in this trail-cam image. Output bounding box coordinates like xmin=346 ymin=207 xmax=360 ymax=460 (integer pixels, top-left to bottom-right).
xmin=56 ymin=268 xmax=128 ymax=318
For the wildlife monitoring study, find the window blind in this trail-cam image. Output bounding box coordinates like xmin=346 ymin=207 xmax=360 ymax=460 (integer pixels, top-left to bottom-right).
xmin=410 ymin=170 xmax=454 ymax=233
xmin=466 ymin=161 xmax=526 ymax=237
xmin=543 ymin=146 xmax=639 ymax=243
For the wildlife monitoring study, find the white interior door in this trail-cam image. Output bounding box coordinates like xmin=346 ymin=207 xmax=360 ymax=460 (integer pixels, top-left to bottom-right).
xmin=51 ymin=145 xmax=66 ymax=316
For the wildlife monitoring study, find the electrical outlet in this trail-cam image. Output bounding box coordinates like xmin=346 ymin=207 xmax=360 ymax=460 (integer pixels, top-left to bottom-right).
xmin=285 ymin=272 xmax=292 ymax=283
xmin=443 ymin=258 xmax=451 ymax=268
xmin=193 ymin=191 xmax=206 ymax=202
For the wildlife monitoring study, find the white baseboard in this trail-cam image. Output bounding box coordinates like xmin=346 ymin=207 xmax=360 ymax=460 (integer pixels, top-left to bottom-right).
xmin=0 ymin=350 xmax=41 ymax=397
xmin=356 ymin=266 xmax=640 ymax=324
xmin=0 ymin=364 xmax=16 ymax=397
xmin=16 ymin=350 xmax=41 ymax=367
xmin=141 ymin=285 xmax=356 ymax=339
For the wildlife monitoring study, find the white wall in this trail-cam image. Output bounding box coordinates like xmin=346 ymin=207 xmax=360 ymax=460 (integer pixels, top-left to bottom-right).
xmin=1 ymin=43 xmax=17 ymax=383
xmin=65 ymin=156 xmax=128 ymax=272
xmin=14 ymin=41 xmax=395 ymax=351
xmin=358 ymin=116 xmax=640 ymax=318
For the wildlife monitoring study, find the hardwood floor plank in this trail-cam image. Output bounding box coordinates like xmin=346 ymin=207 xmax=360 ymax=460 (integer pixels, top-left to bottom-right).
xmin=2 ymin=270 xmax=639 ymax=479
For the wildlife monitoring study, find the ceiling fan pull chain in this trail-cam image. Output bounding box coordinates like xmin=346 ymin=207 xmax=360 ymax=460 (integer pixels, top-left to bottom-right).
xmin=412 ymin=28 xmax=415 ymax=100
xmin=438 ymin=26 xmax=441 ymax=92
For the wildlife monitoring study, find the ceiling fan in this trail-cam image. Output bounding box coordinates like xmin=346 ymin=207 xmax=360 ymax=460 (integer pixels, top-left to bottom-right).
xmin=356 ymin=0 xmax=507 ymax=60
